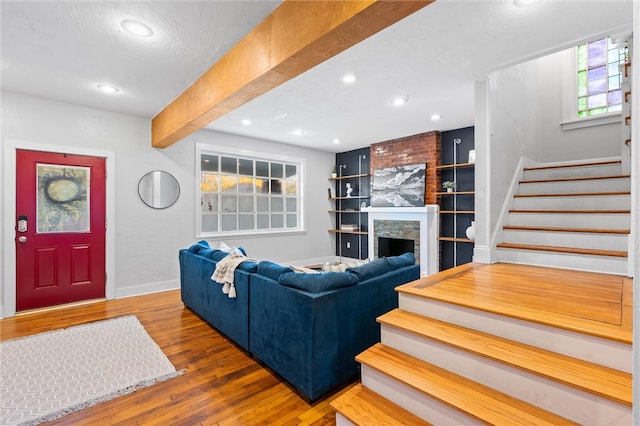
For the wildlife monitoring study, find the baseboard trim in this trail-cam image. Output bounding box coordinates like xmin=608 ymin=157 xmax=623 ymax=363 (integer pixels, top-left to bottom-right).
xmin=473 ymin=245 xmax=494 ymax=264
xmin=115 ymin=279 xmax=180 ymax=299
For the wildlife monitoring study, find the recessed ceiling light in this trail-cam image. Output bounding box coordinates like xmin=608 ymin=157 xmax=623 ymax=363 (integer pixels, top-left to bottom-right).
xmin=333 ymin=138 xmax=341 ymax=144
xmin=513 ymin=0 xmax=539 ymax=7
xmin=392 ymin=96 xmax=408 ymax=106
xmin=241 ymin=119 xmax=252 ymax=126
xmin=342 ymin=74 xmax=356 ymax=84
xmin=292 ymin=129 xmax=304 ymax=136
xmin=96 ymin=84 xmax=119 ymax=94
xmin=431 ymin=114 xmax=442 ymax=121
xmin=121 ymin=19 xmax=154 ymax=37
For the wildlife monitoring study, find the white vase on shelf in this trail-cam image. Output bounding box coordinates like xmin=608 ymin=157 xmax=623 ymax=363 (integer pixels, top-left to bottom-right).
xmin=465 ymin=221 xmax=475 ymax=241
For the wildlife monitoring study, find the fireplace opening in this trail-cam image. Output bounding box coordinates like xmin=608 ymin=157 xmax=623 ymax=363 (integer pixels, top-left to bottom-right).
xmin=378 ymin=237 xmax=415 ymax=258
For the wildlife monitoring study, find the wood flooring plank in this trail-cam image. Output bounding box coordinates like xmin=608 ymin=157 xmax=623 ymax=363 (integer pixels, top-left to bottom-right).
xmin=0 ymin=290 xmax=346 ymax=425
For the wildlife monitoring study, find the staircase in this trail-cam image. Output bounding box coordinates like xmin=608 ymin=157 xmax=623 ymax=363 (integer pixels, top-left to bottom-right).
xmin=331 ymin=263 xmax=633 ymax=425
xmin=496 ymin=159 xmax=631 ymax=275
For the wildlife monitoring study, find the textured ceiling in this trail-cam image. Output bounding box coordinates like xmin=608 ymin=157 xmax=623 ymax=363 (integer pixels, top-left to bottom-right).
xmin=1 ymin=0 xmax=633 ymax=153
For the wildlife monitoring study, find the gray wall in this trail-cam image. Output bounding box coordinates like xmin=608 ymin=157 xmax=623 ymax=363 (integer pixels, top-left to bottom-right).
xmin=1 ymin=91 xmax=334 ymax=316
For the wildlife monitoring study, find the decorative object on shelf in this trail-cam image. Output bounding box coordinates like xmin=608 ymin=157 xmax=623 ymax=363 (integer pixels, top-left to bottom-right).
xmin=340 ymin=223 xmax=359 ymax=232
xmin=468 ymin=149 xmax=476 ymax=164
xmin=345 ymin=182 xmax=353 ymax=198
xmin=361 ymin=201 xmax=367 ymax=209
xmin=328 ymin=187 xmax=333 ymax=199
xmin=442 ymin=181 xmax=456 ymax=192
xmin=465 ymin=221 xmax=475 ymax=241
xmin=331 ymin=165 xmax=338 ymax=178
xmin=371 ymin=163 xmax=426 ymax=207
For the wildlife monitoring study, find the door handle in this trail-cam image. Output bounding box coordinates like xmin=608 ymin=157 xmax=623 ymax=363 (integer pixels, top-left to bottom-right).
xmin=18 ymin=236 xmax=27 ymax=243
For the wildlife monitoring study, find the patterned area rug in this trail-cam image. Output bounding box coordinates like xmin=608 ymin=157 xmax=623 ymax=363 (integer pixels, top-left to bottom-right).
xmin=0 ymin=315 xmax=183 ymax=425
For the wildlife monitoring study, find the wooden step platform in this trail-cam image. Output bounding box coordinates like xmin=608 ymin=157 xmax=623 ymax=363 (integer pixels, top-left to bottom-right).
xmin=520 ymin=174 xmax=631 ymax=184
xmin=378 ymin=310 xmax=632 ymax=406
xmin=509 ymin=208 xmax=630 ymax=214
xmin=331 ymin=383 xmax=431 ymax=426
xmin=523 ymin=159 xmax=621 ymax=171
xmin=503 ymin=225 xmax=630 ymax=234
xmin=497 ymin=242 xmax=628 ymax=258
xmin=514 ymin=191 xmax=630 ymax=197
xmin=397 ymin=263 xmax=632 ymax=344
xmin=357 ymin=344 xmax=579 ymax=426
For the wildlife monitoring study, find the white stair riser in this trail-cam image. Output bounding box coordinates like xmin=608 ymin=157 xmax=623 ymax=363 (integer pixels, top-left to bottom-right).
xmin=335 ymin=413 xmax=355 ymax=426
xmin=496 ymin=248 xmax=628 ymax=276
xmin=360 ymin=366 xmax=483 ymax=426
xmin=397 ymin=293 xmax=632 ymax=372
xmin=508 ymin=212 xmax=630 ymax=228
xmin=523 ymin=164 xmax=622 ymax=181
xmin=380 ymin=327 xmax=632 ymax=425
xmin=501 ymin=230 xmax=628 ymax=251
xmin=513 ymin=194 xmax=630 ymax=210
xmin=518 ymin=178 xmax=630 ymax=194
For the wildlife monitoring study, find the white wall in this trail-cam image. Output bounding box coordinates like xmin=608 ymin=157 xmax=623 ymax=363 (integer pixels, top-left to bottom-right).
xmin=538 ymin=49 xmax=621 ymax=162
xmin=487 ymin=60 xmax=541 ymax=235
xmin=1 ymin=92 xmax=335 ymax=317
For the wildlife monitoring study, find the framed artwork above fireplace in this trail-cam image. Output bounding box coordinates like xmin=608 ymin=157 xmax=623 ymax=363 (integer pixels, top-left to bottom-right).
xmin=371 ymin=163 xmax=426 ymax=207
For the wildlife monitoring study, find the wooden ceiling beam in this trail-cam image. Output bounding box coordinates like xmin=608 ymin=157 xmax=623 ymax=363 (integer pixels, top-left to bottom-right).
xmin=151 ymin=0 xmax=433 ymax=148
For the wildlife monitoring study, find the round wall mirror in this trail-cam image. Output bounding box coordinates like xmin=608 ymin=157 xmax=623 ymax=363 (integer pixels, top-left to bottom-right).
xmin=138 ymin=170 xmax=180 ymax=209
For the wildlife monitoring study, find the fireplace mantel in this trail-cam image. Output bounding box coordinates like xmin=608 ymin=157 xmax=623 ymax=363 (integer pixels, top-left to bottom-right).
xmin=362 ymin=205 xmax=439 ymax=277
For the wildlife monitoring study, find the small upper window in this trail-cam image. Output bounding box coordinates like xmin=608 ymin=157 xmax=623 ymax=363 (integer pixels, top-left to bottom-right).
xmin=577 ymin=37 xmax=627 ymax=117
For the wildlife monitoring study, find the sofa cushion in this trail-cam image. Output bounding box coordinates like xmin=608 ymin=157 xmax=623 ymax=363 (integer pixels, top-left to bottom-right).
xmin=208 ymin=249 xmax=229 ymax=262
xmin=278 ymin=272 xmax=358 ymax=293
xmin=346 ymin=258 xmax=390 ymax=280
xmin=237 ymin=261 xmax=258 ymax=273
xmin=257 ymin=261 xmax=293 ymax=281
xmin=187 ymin=240 xmax=210 ymax=253
xmin=386 ymin=252 xmax=416 ymax=270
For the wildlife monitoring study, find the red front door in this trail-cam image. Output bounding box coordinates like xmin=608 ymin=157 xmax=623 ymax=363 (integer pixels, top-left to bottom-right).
xmin=15 ymin=149 xmax=106 ymax=311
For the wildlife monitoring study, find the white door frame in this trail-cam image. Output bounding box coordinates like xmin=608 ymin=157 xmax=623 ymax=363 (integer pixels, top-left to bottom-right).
xmin=2 ymin=139 xmax=116 ymax=318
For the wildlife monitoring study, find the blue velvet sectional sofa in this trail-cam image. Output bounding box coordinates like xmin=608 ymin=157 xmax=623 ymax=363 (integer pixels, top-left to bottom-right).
xmin=178 ymin=241 xmax=420 ymax=401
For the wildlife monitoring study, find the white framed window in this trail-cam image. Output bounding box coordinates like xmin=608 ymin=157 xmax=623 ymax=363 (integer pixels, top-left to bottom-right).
xmin=562 ymin=35 xmax=628 ymax=130
xmin=196 ymin=144 xmax=304 ymax=237
xmin=576 ymin=37 xmax=627 ymax=117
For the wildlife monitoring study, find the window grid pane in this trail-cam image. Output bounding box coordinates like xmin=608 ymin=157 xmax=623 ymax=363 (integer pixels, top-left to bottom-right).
xmin=577 ymin=36 xmax=627 ymax=117
xmin=199 ymin=149 xmax=302 ymax=236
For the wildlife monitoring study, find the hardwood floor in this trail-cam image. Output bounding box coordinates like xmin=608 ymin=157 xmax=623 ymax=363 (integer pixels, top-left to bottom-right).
xmin=0 ymin=290 xmax=353 ymax=425
xmin=1 ymin=263 xmax=632 ymax=425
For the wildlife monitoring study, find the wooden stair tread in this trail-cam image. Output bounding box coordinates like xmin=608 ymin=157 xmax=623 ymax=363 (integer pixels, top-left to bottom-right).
xmin=520 ymin=174 xmax=630 ymax=184
xmin=357 ymin=344 xmax=578 ymax=426
xmin=397 ymin=263 xmax=632 ymax=344
xmin=503 ymin=225 xmax=630 ymax=234
xmin=514 ymin=191 xmax=630 ymax=197
xmin=509 ymin=209 xmax=630 ymax=214
xmin=496 ymin=242 xmax=627 ymax=258
xmin=379 ymin=310 xmax=632 ymax=406
xmin=523 ymin=160 xmax=621 ymax=171
xmin=330 ymin=383 xmax=431 ymax=426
